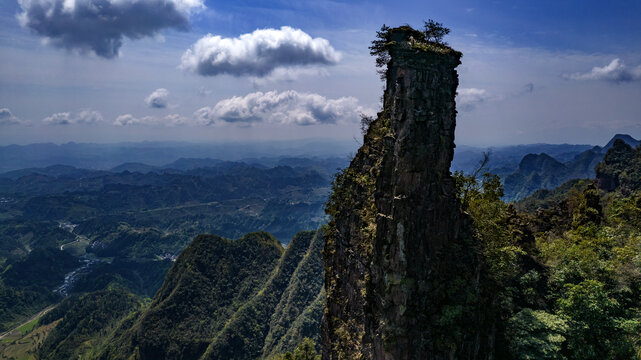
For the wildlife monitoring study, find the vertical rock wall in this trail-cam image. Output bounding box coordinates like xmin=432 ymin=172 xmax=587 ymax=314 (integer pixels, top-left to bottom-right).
xmin=323 ymin=28 xmax=494 ymax=360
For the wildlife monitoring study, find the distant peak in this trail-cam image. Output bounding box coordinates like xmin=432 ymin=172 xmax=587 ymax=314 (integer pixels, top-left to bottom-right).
xmin=604 ymin=134 xmax=640 ymax=150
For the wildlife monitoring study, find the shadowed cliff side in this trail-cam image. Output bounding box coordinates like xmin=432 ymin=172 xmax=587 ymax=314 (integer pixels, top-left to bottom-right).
xmin=322 ymin=25 xmax=495 ymax=359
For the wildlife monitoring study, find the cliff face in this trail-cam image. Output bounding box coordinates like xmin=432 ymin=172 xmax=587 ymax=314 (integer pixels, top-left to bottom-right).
xmin=323 ymin=28 xmax=493 ymax=359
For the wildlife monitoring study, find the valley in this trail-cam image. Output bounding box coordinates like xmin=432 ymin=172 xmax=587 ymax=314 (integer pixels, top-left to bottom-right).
xmin=1 ymin=135 xmax=640 ymax=358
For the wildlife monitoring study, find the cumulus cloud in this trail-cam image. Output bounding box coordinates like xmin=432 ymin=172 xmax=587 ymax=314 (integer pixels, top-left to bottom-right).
xmin=564 ymin=58 xmax=641 ymax=83
xmin=193 ymin=90 xmax=361 ymax=126
xmin=114 ymin=113 xmax=187 ymax=126
xmin=42 ymin=109 xmax=103 ymax=125
xmin=180 ymin=27 xmax=341 ymax=77
xmin=0 ymin=108 xmax=25 ymax=125
xmin=145 ymin=88 xmax=169 ymax=108
xmin=17 ymin=0 xmax=204 ymax=58
xmin=457 ymin=88 xmax=490 ymax=111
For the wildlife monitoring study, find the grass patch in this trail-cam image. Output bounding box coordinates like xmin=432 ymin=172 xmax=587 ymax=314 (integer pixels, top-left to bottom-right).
xmin=16 ymin=318 xmax=39 ymax=336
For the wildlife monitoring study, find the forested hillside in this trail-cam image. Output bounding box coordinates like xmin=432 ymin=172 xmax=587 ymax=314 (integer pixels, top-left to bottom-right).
xmin=5 ymin=139 xmax=640 ymax=359
xmin=0 ymin=159 xmax=333 ymax=336
xmin=451 ymin=138 xmax=641 ymax=358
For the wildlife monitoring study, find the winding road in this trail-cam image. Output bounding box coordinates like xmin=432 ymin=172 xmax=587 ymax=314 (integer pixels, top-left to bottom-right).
xmin=0 ymin=305 xmax=56 ymax=340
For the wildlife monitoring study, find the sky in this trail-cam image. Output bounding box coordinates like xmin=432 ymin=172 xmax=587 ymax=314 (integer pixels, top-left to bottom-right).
xmin=0 ymin=0 xmax=640 ymax=147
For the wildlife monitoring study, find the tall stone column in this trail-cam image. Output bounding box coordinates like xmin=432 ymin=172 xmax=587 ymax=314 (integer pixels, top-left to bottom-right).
xmin=323 ymin=27 xmax=493 ymax=360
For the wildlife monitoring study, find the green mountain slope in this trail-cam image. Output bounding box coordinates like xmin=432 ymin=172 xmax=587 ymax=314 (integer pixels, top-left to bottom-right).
xmin=261 ymin=231 xmax=324 ymax=358
xmin=202 ymin=231 xmax=319 ymax=359
xmin=95 ymin=229 xmax=324 ymax=360
xmin=101 ymin=232 xmax=284 ymax=359
xmin=37 ymin=290 xmax=142 ymax=360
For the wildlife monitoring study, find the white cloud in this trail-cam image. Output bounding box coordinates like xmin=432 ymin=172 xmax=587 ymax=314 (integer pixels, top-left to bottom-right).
xmin=17 ymin=0 xmax=204 ymax=58
xmin=0 ymin=108 xmax=25 ymax=125
xmin=194 ymin=90 xmax=362 ymax=126
xmin=114 ymin=113 xmax=187 ymax=126
xmin=145 ymin=88 xmax=169 ymax=108
xmin=42 ymin=109 xmax=103 ymax=125
xmin=564 ymin=58 xmax=641 ymax=83
xmin=180 ymin=27 xmax=341 ymax=77
xmin=456 ymin=88 xmax=490 ymax=111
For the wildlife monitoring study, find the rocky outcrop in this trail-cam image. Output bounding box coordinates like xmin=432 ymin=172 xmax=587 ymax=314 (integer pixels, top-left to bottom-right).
xmin=323 ymin=27 xmax=494 ymax=359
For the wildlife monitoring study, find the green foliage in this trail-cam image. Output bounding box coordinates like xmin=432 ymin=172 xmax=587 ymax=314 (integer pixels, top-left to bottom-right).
xmin=99 ymin=230 xmax=325 ymax=360
xmin=0 ymin=247 xmax=78 ymax=332
xmin=516 ymin=179 xmax=589 ymax=213
xmin=422 ymin=19 xmax=450 ymax=44
xmin=70 ymin=258 xmax=173 ymax=298
xmin=0 ymin=220 xmax=75 ymax=265
xmin=37 ymin=289 xmax=141 ymax=360
xmin=292 ymin=338 xmax=321 ymax=360
xmin=101 ymin=232 xmax=284 ymax=359
xmin=2 ymin=247 xmax=78 ymax=288
xmin=0 ymin=279 xmax=57 ymax=332
xmin=263 ymin=231 xmax=325 ymax=357
xmin=368 ymin=21 xmax=453 ymax=79
xmin=568 ymin=184 xmax=602 ymax=228
xmin=596 ymin=139 xmax=641 ymax=193
xmin=0 ymin=160 xmax=331 ymax=336
xmin=277 ymin=338 xmax=321 ymax=360
xmin=457 ymin=157 xmax=641 ymax=359
xmin=557 ymin=280 xmax=636 ymax=359
xmin=369 ymin=24 xmax=392 ymax=71
xmin=506 ymin=308 xmax=568 ymax=360
xmin=522 ymin=152 xmax=641 ymax=358
xmin=203 ymin=231 xmax=317 ymax=359
xmin=454 ymin=172 xmax=525 ymax=283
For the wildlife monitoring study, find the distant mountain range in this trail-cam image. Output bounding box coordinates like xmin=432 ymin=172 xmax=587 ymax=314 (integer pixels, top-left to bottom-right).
xmin=1 ymin=134 xmax=639 ymax=202
xmin=499 ymin=134 xmax=640 ymax=201
xmin=0 ymin=139 xmax=357 ymax=173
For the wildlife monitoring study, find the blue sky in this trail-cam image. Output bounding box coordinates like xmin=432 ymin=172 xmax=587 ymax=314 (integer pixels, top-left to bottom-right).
xmin=1 ymin=0 xmax=640 ymax=146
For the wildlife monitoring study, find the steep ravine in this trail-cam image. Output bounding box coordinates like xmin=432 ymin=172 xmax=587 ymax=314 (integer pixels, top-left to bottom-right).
xmin=323 ymin=27 xmax=495 ymax=359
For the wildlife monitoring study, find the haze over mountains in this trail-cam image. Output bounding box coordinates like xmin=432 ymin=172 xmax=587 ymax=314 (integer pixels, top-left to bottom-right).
xmin=2 ymin=133 xmax=638 ymax=202
xmin=0 ymin=140 xmax=357 ymax=174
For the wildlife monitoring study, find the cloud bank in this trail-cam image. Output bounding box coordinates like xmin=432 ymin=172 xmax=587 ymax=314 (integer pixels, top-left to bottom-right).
xmin=564 ymin=58 xmax=641 ymax=83
xmin=42 ymin=110 xmax=103 ymax=125
xmin=114 ymin=113 xmax=187 ymax=126
xmin=180 ymin=27 xmax=341 ymax=77
xmin=0 ymin=108 xmax=25 ymax=125
xmin=145 ymin=88 xmax=169 ymax=108
xmin=17 ymin=0 xmax=204 ymax=58
xmin=194 ymin=90 xmax=361 ymax=126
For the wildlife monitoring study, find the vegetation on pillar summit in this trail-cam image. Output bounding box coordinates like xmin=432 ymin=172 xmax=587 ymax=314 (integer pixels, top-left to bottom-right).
xmin=369 ymin=20 xmax=457 ymax=79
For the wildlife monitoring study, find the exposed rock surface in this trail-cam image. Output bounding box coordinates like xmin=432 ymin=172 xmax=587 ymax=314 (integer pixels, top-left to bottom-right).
xmin=323 ymin=27 xmax=494 ymax=359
